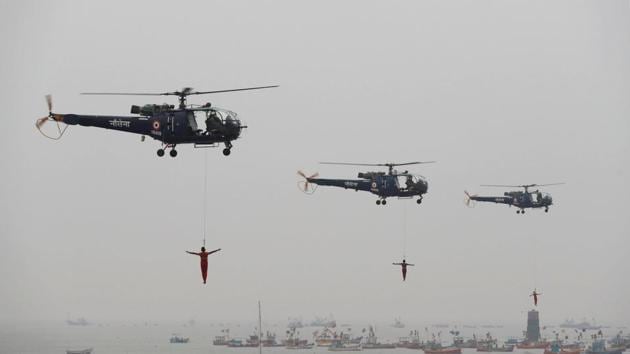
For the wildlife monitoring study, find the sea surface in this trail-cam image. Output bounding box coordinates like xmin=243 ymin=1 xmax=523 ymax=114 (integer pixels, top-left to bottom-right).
xmin=0 ymin=322 xmax=624 ymax=354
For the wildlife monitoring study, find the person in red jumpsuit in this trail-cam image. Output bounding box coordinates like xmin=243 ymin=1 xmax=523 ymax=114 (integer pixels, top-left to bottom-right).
xmin=186 ymin=247 xmax=221 ymax=284
xmin=530 ymin=289 xmax=541 ymax=306
xmin=392 ymin=259 xmax=414 ymax=281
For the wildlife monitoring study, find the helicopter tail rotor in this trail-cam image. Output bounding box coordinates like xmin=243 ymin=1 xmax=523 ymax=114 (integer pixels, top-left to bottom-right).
xmin=35 ymin=95 xmax=68 ymax=140
xmin=297 ymin=170 xmax=319 ymax=194
xmin=464 ymin=191 xmax=477 ymax=208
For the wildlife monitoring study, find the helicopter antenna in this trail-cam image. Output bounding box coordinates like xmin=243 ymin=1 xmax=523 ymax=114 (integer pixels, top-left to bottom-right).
xmin=81 ymin=85 xmax=279 ymax=109
xmin=319 ymin=161 xmax=436 ymax=175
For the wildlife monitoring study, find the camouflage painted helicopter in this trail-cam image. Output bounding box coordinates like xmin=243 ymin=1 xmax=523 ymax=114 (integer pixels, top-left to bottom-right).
xmin=35 ymin=86 xmax=277 ymax=157
xmin=298 ymin=161 xmax=434 ymax=205
xmin=464 ymin=183 xmax=564 ymax=214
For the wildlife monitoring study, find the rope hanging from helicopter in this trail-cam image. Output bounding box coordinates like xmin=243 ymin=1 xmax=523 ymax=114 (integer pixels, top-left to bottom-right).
xmin=402 ymin=202 xmax=408 ymax=259
xmin=202 ymin=149 xmax=208 ymax=247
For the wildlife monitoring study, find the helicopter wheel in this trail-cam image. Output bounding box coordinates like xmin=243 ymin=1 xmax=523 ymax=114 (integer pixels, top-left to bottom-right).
xmin=382 ymin=199 xmax=387 ymax=205
xmin=376 ymin=200 xmax=381 ymax=205
xmin=416 ymin=198 xmax=422 ymax=204
xmin=169 ymin=149 xmax=178 ymax=157
xmin=521 ymin=210 xmax=525 ymax=214
xmin=157 ymin=149 xmax=165 ymax=157
xmin=545 ymin=208 xmax=549 ymax=213
xmin=516 ymin=210 xmax=520 ymax=214
xmin=222 ymin=148 xmax=231 ymax=156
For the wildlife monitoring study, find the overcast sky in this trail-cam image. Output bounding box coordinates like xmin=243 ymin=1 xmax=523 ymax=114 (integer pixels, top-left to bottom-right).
xmin=1 ymin=0 xmax=629 ymax=327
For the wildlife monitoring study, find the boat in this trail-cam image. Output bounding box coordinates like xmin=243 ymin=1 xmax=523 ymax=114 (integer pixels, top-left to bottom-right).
xmin=285 ymin=327 xmax=312 ymax=349
xmin=66 ymin=349 xmax=92 ymax=354
xmin=66 ymin=318 xmax=90 ymax=326
xmin=262 ymin=331 xmax=283 ymax=347
xmin=477 ymin=343 xmax=514 ymax=352
xmin=397 ymin=330 xmax=424 ymax=349
xmin=517 ymin=342 xmax=550 ymax=349
xmin=329 ymin=339 xmax=362 ymax=351
xmin=544 ymin=342 xmax=581 ymax=354
xmin=559 ymin=320 xmax=602 ymax=331
xmin=169 ymin=334 xmax=189 ymax=343
xmin=213 ymin=329 xmax=230 ymax=345
xmin=316 ymin=327 xmax=337 ymax=347
xmin=424 ymin=347 xmax=462 ymax=354
xmin=362 ymin=326 xmax=396 ymax=349
xmin=586 ymin=339 xmax=624 ymax=354
xmin=392 ymin=318 xmax=405 ymax=328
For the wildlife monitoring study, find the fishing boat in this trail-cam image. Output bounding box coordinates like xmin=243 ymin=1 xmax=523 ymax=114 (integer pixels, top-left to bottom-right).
xmin=329 ymin=339 xmax=362 ymax=352
xmin=544 ymin=342 xmax=581 ymax=354
xmin=169 ymin=334 xmax=189 ymax=343
xmin=517 ymin=342 xmax=550 ymax=349
xmin=213 ymin=329 xmax=230 ymax=345
xmin=316 ymin=327 xmax=337 ymax=347
xmin=477 ymin=343 xmax=514 ymax=352
xmin=362 ymin=326 xmax=396 ymax=349
xmin=66 ymin=349 xmax=92 ymax=354
xmin=424 ymin=347 xmax=462 ymax=354
xmin=586 ymin=339 xmax=624 ymax=354
xmin=285 ymin=327 xmax=312 ymax=349
xmin=392 ymin=318 xmax=405 ymax=328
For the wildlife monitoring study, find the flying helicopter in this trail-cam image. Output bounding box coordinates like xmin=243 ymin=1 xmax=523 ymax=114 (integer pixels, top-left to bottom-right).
xmin=464 ymin=183 xmax=564 ymax=214
xmin=35 ymin=85 xmax=278 ymax=157
xmin=297 ymin=161 xmax=435 ymax=205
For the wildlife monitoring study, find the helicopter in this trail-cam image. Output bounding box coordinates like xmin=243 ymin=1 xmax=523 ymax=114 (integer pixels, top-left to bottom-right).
xmin=464 ymin=183 xmax=564 ymax=214
xmin=297 ymin=161 xmax=435 ymax=205
xmin=35 ymin=86 xmax=278 ymax=157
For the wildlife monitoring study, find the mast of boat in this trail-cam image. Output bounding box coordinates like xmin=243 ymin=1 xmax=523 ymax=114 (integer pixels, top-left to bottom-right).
xmin=258 ymin=300 xmax=262 ymax=354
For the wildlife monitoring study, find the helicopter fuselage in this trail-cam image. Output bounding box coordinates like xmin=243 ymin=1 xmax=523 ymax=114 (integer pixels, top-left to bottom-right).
xmin=305 ymin=172 xmax=428 ymax=204
xmin=469 ymin=191 xmax=553 ymax=212
xmin=49 ymin=107 xmax=244 ymax=156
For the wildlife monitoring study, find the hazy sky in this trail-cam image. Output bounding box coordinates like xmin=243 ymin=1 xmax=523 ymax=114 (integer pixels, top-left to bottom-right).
xmin=1 ymin=0 xmax=629 ymax=327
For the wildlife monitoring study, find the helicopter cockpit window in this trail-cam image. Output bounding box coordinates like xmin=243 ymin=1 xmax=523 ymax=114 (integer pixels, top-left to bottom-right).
xmin=397 ymin=175 xmax=420 ymax=190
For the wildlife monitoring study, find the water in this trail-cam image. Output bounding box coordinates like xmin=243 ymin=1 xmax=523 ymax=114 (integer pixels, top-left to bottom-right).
xmin=1 ymin=322 xmax=624 ymax=354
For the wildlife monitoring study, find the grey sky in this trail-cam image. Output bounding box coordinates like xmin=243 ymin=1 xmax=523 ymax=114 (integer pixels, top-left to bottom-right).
xmin=1 ymin=0 xmax=629 ymax=326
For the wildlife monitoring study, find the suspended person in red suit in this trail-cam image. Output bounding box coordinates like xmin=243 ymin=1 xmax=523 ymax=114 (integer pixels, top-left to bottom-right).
xmin=530 ymin=289 xmax=541 ymax=306
xmin=392 ymin=259 xmax=414 ymax=281
xmin=186 ymin=247 xmax=221 ymax=284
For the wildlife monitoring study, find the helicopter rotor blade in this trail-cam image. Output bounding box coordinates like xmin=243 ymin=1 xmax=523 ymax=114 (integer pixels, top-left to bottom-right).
xmin=189 ymin=85 xmax=279 ymax=96
xmin=80 ymin=85 xmax=279 ymax=97
xmin=319 ymin=161 xmax=435 ymax=167
xmin=481 ymin=183 xmax=565 ymax=189
xmin=36 ymin=116 xmax=49 ymax=129
xmin=45 ymin=94 xmax=52 ymax=112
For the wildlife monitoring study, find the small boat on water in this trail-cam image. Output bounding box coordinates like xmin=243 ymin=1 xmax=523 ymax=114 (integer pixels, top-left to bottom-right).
xmin=213 ymin=328 xmax=230 ymax=345
xmin=424 ymin=347 xmax=462 ymax=354
xmin=477 ymin=344 xmax=514 ymax=352
xmin=517 ymin=342 xmax=550 ymax=349
xmin=169 ymin=334 xmax=189 ymax=343
xmin=66 ymin=349 xmax=92 ymax=354
xmin=544 ymin=342 xmax=581 ymax=354
xmin=392 ymin=318 xmax=405 ymax=328
xmin=362 ymin=326 xmax=396 ymax=349
xmin=586 ymin=339 xmax=624 ymax=354
xmin=329 ymin=340 xmax=362 ymax=352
